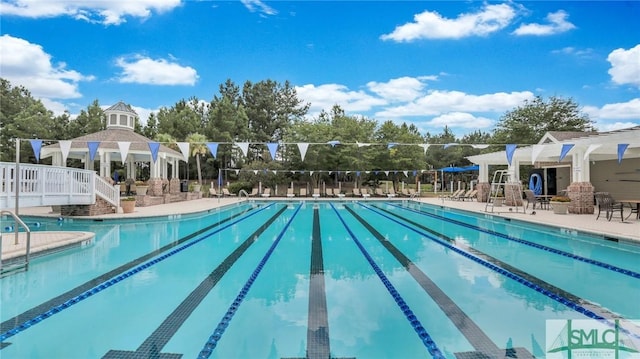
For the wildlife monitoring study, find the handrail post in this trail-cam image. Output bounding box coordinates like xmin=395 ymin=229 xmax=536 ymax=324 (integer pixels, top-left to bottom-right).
xmin=14 ymin=139 xmax=20 ymax=244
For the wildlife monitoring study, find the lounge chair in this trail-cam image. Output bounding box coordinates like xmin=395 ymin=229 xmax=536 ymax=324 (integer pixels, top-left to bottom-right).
xmin=209 ymin=183 xmax=222 ymax=198
xmin=461 ymin=189 xmax=477 ymax=201
xmin=442 ymin=189 xmax=463 ymax=200
xmin=222 ymin=188 xmax=235 ymax=197
xmin=454 ymin=189 xmax=473 ymax=201
xmin=325 ymin=187 xmax=334 ymax=197
xmin=299 ymin=188 xmax=307 ymax=197
xmin=375 ymin=188 xmax=385 ymax=197
xmin=249 ymin=188 xmax=258 ymax=197
xmin=261 ymin=188 xmax=271 ymax=198
xmin=286 ymin=188 xmax=295 ymax=198
xmin=352 ymin=188 xmax=361 ymax=197
xmin=361 ymin=188 xmax=371 ymax=199
xmin=334 ymin=188 xmax=345 ymax=198
xmin=387 ymin=187 xmax=397 ymax=198
xmin=401 ymin=189 xmax=410 ymax=197
xmin=312 ymin=188 xmax=321 ymax=198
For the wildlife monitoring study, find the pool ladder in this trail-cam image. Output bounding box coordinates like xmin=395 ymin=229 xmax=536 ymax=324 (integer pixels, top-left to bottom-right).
xmin=1 ymin=210 xmax=32 ymax=276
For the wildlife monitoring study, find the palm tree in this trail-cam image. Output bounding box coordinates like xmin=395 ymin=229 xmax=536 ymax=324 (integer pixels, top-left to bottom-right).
xmin=186 ymin=133 xmax=208 ymax=185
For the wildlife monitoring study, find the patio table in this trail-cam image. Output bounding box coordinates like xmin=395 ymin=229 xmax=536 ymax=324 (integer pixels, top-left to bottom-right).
xmin=619 ymin=199 xmax=640 ymax=220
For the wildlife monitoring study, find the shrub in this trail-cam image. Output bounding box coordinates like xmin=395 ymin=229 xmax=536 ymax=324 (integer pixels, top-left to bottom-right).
xmin=551 ymin=196 xmax=571 ymax=202
xmin=121 ymin=197 xmax=136 ymax=201
xmin=228 ymin=181 xmax=253 ymax=195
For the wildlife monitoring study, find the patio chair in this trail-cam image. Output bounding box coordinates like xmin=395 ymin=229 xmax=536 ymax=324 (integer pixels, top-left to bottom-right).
xmin=594 ymin=192 xmax=623 ymax=221
xmin=524 ymin=189 xmax=547 ymax=210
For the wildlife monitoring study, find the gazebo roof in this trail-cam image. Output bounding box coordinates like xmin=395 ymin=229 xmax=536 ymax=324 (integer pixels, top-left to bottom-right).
xmin=105 ymin=101 xmax=137 ymax=114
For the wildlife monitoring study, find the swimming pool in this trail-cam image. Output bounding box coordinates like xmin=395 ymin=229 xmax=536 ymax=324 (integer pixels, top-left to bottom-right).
xmin=1 ymin=200 xmax=639 ymax=358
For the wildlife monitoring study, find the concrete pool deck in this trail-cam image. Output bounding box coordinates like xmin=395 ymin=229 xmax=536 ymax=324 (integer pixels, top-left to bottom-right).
xmin=2 ymin=196 xmax=639 ymax=265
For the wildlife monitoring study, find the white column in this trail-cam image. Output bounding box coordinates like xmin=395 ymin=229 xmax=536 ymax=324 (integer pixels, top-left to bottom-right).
xmin=479 ymin=162 xmax=489 ymax=182
xmin=572 ymin=149 xmax=589 ymax=182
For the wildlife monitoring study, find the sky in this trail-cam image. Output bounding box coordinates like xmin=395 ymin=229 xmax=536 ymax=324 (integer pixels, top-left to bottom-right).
xmin=1 ymin=0 xmax=639 ymax=138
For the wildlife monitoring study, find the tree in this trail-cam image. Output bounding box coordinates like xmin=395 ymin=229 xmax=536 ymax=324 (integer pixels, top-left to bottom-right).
xmin=492 ymin=96 xmax=595 ymax=145
xmin=186 ymin=133 xmax=208 ymax=185
xmin=68 ymin=99 xmax=106 ymax=138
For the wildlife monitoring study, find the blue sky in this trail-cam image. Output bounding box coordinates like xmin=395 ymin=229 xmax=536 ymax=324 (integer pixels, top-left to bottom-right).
xmin=1 ymin=0 xmax=639 ymax=138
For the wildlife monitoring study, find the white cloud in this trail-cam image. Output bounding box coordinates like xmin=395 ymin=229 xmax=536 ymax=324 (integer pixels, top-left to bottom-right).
xmin=240 ymin=0 xmax=277 ymax=16
xmin=115 ymin=55 xmax=198 ymax=85
xmin=366 ymin=76 xmax=436 ymax=102
xmin=513 ymin=10 xmax=576 ymax=36
xmin=375 ymin=90 xmax=535 ymax=117
xmin=0 ymin=0 xmax=181 ymax=25
xmin=380 ymin=4 xmax=515 ymax=41
xmin=427 ymin=112 xmax=494 ymax=129
xmin=295 ymin=84 xmax=387 ymax=114
xmin=551 ymin=46 xmax=594 ymax=59
xmin=0 ymin=35 xmax=93 ymax=100
xmin=583 ymin=98 xmax=640 ymax=120
xmin=607 ymin=44 xmax=640 ymax=87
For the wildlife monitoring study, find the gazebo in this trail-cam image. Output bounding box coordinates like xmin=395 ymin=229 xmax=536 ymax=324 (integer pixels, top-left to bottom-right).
xmin=41 ymin=101 xmax=186 ymax=196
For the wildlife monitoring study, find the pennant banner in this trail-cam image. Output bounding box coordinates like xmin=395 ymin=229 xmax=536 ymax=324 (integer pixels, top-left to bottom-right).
xmin=177 ymin=142 xmax=190 ymax=162
xmin=618 ymin=143 xmax=629 ymax=164
xmin=297 ymin=143 xmax=309 ymax=161
xmin=387 ymin=143 xmax=398 ymax=149
xmin=357 ymin=142 xmax=371 ymax=148
xmin=419 ymin=144 xmax=430 ymax=155
xmin=531 ymin=144 xmax=545 ymax=164
xmin=235 ymin=142 xmax=250 ymax=157
xmin=505 ymin=144 xmax=517 ymax=166
xmin=267 ymin=142 xmax=279 ymax=160
xmin=59 ymin=140 xmax=72 ymax=164
xmin=117 ymin=141 xmax=130 ymax=163
xmin=88 ymin=141 xmax=100 ymax=162
xmin=206 ymin=142 xmax=219 ymax=158
xmin=29 ymin=139 xmax=43 ymax=163
xmin=327 ymin=140 xmax=340 ymax=147
xmin=443 ymin=143 xmax=456 ymax=150
xmin=471 ymin=144 xmax=490 ymax=149
xmin=558 ymin=144 xmax=574 ymax=162
xmin=148 ymin=142 xmax=160 ymax=163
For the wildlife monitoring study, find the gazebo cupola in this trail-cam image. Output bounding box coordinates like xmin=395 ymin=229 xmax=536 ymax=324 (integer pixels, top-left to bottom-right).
xmin=105 ymin=101 xmax=137 ymax=130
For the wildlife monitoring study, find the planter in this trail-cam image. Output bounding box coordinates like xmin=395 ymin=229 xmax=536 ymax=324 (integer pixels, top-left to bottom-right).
xmin=136 ymin=185 xmax=148 ymax=196
xmin=551 ymin=201 xmax=569 ymax=214
xmin=192 ymin=184 xmax=202 ymax=193
xmin=121 ymin=200 xmax=136 ymax=213
xmin=493 ymin=198 xmax=504 ymax=207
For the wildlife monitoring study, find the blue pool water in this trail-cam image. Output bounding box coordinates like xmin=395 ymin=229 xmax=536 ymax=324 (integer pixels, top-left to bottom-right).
xmin=1 ymin=200 xmax=639 ymax=358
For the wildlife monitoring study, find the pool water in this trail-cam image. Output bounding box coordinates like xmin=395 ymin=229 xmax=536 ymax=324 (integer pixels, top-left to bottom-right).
xmin=1 ymin=200 xmax=639 ymax=358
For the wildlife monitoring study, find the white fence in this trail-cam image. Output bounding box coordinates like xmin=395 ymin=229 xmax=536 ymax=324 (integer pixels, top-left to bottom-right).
xmin=0 ymin=162 xmax=96 ymax=209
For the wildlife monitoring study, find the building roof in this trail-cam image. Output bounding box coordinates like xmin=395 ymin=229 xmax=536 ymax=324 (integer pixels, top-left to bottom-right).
xmin=105 ymin=101 xmax=137 ymax=115
xmin=467 ymin=126 xmax=640 ymax=165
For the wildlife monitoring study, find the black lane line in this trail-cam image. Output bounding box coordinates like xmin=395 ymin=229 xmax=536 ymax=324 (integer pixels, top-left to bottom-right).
xmin=390 ymin=202 xmax=640 ymax=279
xmin=306 ymin=208 xmax=331 ymax=359
xmin=371 ymin=203 xmax=628 ymax=321
xmin=343 ymin=205 xmax=502 ymax=356
xmin=197 ymin=203 xmax=303 ymax=359
xmin=0 ymin=204 xmax=263 ymax=344
xmin=103 ymin=204 xmax=289 ymax=359
xmin=330 ymin=203 xmax=444 ymax=359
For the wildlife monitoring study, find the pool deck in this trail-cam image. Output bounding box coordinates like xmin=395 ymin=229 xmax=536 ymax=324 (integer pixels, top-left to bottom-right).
xmin=2 ymin=196 xmax=639 ymax=264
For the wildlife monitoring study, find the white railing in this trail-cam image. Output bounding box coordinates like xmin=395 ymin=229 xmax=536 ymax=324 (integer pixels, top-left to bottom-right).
xmin=95 ymin=175 xmax=120 ymax=207
xmin=0 ymin=162 xmax=95 ymax=209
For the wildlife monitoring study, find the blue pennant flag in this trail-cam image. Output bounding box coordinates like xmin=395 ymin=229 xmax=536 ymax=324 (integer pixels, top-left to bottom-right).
xmin=618 ymin=143 xmax=629 ymax=164
xmin=387 ymin=142 xmax=398 ymax=149
xmin=148 ymin=142 xmax=160 ymax=163
xmin=412 ymin=170 xmax=417 ymax=176
xmin=206 ymin=142 xmax=219 ymax=158
xmin=87 ymin=141 xmax=100 ymax=162
xmin=267 ymin=142 xmax=279 ymax=160
xmin=505 ymin=144 xmax=517 ymax=166
xmin=356 ymin=171 xmax=361 ymax=177
xmin=29 ymin=139 xmax=43 ymax=163
xmin=327 ymin=140 xmax=340 ymax=147
xmin=558 ymin=144 xmax=574 ymax=162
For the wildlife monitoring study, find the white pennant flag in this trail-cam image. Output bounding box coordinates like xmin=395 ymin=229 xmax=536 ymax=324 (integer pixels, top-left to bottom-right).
xmin=310 ymin=171 xmax=314 ymax=176
xmin=177 ymin=142 xmax=190 ymax=162
xmin=531 ymin=144 xmax=545 ymax=164
xmin=297 ymin=143 xmax=309 ymax=161
xmin=356 ymin=141 xmax=371 ymax=148
xmin=384 ymin=171 xmax=389 ymax=176
xmin=235 ymin=169 xmax=240 ymax=175
xmin=117 ymin=141 xmax=131 ymax=163
xmin=419 ymin=144 xmax=430 ymax=154
xmin=471 ymin=144 xmax=490 ymax=149
xmin=403 ymin=171 xmax=408 ymax=177
xmin=253 ymin=170 xmax=258 ymax=175
xmin=584 ymin=144 xmax=602 ymax=160
xmin=235 ymin=142 xmax=250 ymax=157
xmin=59 ymin=140 xmax=72 ymax=164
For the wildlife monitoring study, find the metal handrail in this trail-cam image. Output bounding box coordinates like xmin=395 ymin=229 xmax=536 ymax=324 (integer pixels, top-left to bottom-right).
xmin=1 ymin=209 xmax=31 ymax=273
xmin=238 ymin=189 xmax=249 ymax=199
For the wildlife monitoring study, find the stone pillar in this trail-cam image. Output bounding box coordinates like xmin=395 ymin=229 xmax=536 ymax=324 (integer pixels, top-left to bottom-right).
xmin=567 ymin=182 xmax=594 ymax=214
xmin=147 ymin=178 xmax=163 ymax=196
xmin=476 ymin=182 xmax=490 ymax=202
xmin=170 ymin=178 xmax=181 ymax=194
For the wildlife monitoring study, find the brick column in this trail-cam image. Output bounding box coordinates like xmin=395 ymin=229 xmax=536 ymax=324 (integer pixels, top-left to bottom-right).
xmin=147 ymin=178 xmax=163 ymax=196
xmin=476 ymin=182 xmax=490 ymax=202
xmin=170 ymin=178 xmax=181 ymax=194
xmin=567 ymin=182 xmax=594 ymax=214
